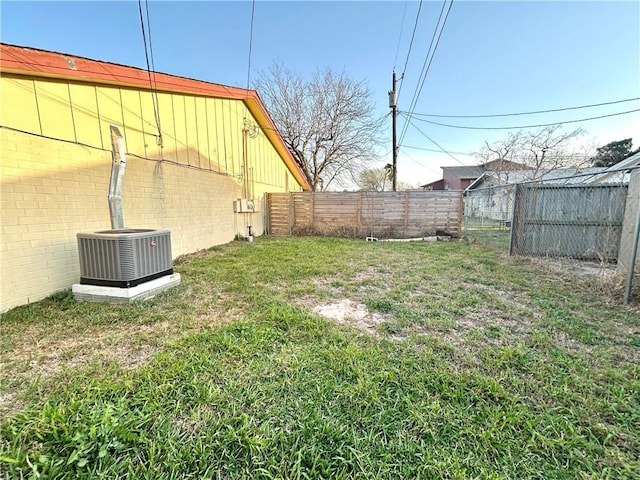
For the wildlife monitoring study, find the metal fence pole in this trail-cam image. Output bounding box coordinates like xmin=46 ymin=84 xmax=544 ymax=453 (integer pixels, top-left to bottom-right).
xmin=624 ymin=202 xmax=640 ymax=304
xmin=508 ymin=184 xmax=520 ymax=256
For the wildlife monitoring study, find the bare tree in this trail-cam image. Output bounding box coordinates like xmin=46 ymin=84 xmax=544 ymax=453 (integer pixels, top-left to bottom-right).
xmin=478 ymin=125 xmax=593 ymax=183
xmin=358 ymin=167 xmax=391 ymax=191
xmin=396 ymin=180 xmax=419 ymax=191
xmin=254 ymin=64 xmax=384 ymax=191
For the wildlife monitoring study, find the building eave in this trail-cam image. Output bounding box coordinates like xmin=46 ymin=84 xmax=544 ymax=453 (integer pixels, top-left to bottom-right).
xmin=464 ymin=172 xmax=490 ymax=192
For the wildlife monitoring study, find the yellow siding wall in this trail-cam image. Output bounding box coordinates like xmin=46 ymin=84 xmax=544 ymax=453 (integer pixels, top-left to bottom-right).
xmin=0 ymin=74 xmax=302 ymax=311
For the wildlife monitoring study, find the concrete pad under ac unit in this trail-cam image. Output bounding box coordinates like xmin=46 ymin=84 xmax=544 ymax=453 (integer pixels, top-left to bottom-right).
xmin=72 ymin=273 xmax=181 ymax=304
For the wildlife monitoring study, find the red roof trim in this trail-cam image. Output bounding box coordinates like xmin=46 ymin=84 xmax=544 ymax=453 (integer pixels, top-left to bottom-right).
xmin=0 ymin=43 xmax=311 ymax=190
xmin=0 ymin=43 xmax=251 ymax=99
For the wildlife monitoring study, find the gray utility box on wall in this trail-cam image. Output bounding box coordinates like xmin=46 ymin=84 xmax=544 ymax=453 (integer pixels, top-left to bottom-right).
xmin=77 ymin=229 xmax=173 ymax=288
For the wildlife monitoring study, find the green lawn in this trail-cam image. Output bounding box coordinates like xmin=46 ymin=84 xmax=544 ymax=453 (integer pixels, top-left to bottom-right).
xmin=463 ymin=227 xmax=512 ymax=252
xmin=1 ymin=237 xmax=639 ymax=479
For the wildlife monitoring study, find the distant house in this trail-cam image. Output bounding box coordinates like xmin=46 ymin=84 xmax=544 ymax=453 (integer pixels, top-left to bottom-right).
xmin=421 ymin=159 xmax=527 ymax=191
xmin=465 ymin=167 xmax=603 ymax=191
xmin=462 ymin=168 xmax=596 ymax=220
xmin=0 ymin=43 xmax=310 ymax=311
xmin=420 ymin=179 xmax=446 ymax=191
xmin=462 ymin=155 xmax=640 ymax=222
xmin=582 ymin=151 xmax=640 ymax=185
xmin=466 ymin=152 xmax=640 ymax=192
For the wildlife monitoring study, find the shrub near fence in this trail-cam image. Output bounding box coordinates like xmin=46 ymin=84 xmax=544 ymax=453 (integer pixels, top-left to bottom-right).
xmin=267 ymin=191 xmax=462 ymax=239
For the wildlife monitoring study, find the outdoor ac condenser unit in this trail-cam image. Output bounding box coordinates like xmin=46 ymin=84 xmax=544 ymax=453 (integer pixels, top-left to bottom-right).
xmin=77 ymin=229 xmax=173 ymax=288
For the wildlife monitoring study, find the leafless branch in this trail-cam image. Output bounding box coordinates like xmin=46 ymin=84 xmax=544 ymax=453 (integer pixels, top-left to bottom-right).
xmin=477 ymin=125 xmax=592 ymax=182
xmin=254 ymin=64 xmax=384 ymax=191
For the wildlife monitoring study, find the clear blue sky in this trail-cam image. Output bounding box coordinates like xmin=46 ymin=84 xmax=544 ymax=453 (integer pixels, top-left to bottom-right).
xmin=2 ymin=1 xmax=639 ymax=185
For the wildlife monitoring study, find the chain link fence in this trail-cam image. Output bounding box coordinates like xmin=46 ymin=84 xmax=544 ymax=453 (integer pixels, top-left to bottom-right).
xmin=509 ymin=182 xmax=627 ymax=261
xmin=463 ymin=184 xmax=515 ymax=252
xmin=462 ymin=167 xmax=640 ymax=303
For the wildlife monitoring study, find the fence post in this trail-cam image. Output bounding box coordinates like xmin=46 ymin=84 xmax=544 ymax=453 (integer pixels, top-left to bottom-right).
xmin=265 ymin=193 xmax=271 ymax=235
xmin=623 ymin=202 xmax=640 ymax=304
xmin=621 ymin=171 xmax=640 ymax=303
xmin=458 ymin=192 xmax=463 ymax=238
xmin=310 ymin=191 xmax=315 ymax=233
xmin=509 ymin=184 xmax=522 ymax=255
xmin=288 ymin=192 xmax=293 ymax=236
xmin=403 ymin=191 xmax=409 ymax=237
xmin=357 ymin=192 xmax=362 ymax=231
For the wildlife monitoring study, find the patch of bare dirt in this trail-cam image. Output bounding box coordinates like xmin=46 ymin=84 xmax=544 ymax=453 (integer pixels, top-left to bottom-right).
xmin=306 ymin=299 xmax=388 ymax=335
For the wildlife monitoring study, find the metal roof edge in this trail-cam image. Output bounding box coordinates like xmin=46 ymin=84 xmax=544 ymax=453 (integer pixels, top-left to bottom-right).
xmin=464 ymin=172 xmax=490 ymax=192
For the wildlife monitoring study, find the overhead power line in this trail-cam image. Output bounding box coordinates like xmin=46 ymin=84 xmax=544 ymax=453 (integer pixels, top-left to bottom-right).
xmin=409 ymin=97 xmax=640 ymax=119
xmin=399 ymin=0 xmax=448 ymax=138
xmin=402 ymin=144 xmax=475 ymax=156
xmin=402 ymin=144 xmax=589 ymax=159
xmin=400 ymin=112 xmax=465 ymax=165
xmin=144 ymin=0 xmax=157 ymax=85
xmin=403 ymin=151 xmax=429 ymax=169
xmin=409 ymin=0 xmax=454 ymax=110
xmin=393 ymin=1 xmax=409 ymax=69
xmin=398 ymin=0 xmax=454 ymax=146
xmin=137 ymin=0 xmax=162 ymax=142
xmin=405 ymin=107 xmax=640 ymax=130
xmin=144 ymin=0 xmax=162 ymax=142
xmin=246 ymin=0 xmax=256 ymax=92
xmin=397 ymin=0 xmax=423 ymax=98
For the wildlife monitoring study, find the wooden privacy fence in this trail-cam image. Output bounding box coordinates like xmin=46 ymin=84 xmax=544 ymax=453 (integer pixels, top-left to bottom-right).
xmin=267 ymin=191 xmax=462 ymax=238
xmin=509 ymin=183 xmax=629 ymax=261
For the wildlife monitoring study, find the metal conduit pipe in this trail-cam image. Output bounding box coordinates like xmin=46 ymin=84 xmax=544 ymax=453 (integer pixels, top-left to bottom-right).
xmin=108 ymin=125 xmax=127 ymax=230
xmin=624 ymin=199 xmax=640 ymax=304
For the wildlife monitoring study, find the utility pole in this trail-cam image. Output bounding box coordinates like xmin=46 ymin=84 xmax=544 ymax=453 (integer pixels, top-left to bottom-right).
xmin=388 ymin=71 xmax=398 ymax=191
